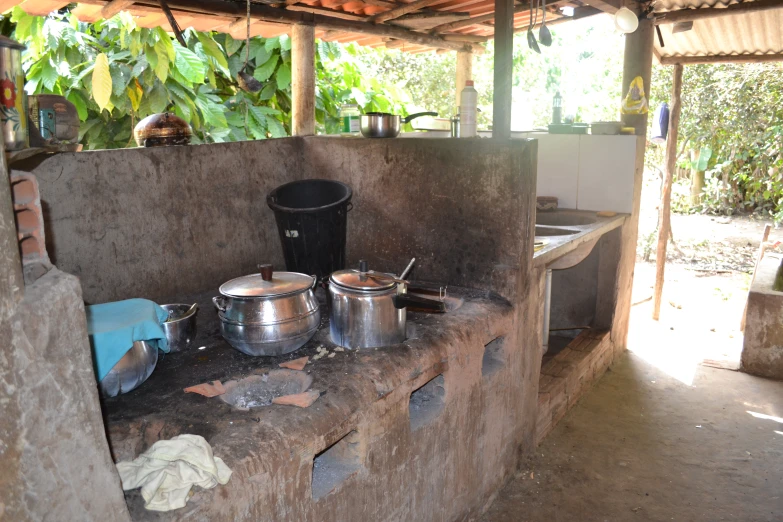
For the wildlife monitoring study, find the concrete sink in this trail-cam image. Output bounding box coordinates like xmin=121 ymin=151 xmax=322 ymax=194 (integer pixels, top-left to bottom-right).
xmin=533 ymin=209 xmax=626 ymax=270
xmin=536 ymin=211 xmax=598 ymax=227
xmin=536 ymin=225 xmax=580 ymax=237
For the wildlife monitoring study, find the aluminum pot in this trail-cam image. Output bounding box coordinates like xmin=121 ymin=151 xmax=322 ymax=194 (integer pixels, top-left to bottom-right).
xmin=99 ymin=340 xmax=158 ymax=397
xmin=213 ymin=264 xmax=320 ymax=356
xmin=360 ymin=111 xmax=438 ymax=138
xmin=161 ymin=304 xmax=197 ymax=352
xmin=328 ymin=260 xmax=444 ymax=349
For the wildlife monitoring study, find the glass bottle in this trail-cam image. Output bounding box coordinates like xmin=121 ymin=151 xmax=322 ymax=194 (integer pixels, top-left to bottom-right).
xmin=339 ymin=104 xmax=361 ymax=135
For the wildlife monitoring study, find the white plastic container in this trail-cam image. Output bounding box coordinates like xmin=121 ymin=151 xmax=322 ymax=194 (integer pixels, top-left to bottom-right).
xmin=459 ymin=80 xmax=478 ymax=138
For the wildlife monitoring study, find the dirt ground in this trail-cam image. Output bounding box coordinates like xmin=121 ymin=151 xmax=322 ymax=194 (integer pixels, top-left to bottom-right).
xmin=480 ymin=352 xmax=783 ymax=522
xmin=480 ymin=173 xmax=783 ymax=521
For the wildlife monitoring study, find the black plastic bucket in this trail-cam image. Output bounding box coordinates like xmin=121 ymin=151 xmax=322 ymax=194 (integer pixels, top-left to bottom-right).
xmin=267 ymin=179 xmax=352 ymax=280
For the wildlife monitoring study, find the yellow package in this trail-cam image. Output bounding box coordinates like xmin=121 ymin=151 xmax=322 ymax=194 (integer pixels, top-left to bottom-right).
xmin=621 ymin=76 xmax=648 ymax=115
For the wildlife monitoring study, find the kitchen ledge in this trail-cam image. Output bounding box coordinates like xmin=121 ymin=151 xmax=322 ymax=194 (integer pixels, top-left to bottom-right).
xmin=102 ymin=284 xmax=514 ymax=520
xmin=533 ymin=210 xmax=628 ymax=268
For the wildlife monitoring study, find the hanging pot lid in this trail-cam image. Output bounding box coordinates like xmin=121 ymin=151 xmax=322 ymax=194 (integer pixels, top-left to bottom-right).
xmin=220 ymin=265 xmax=315 ymax=298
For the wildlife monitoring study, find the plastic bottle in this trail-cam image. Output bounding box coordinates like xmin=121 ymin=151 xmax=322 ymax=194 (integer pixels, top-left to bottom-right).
xmin=459 ymin=80 xmax=478 ymax=138
xmin=552 ymin=91 xmax=562 ymax=124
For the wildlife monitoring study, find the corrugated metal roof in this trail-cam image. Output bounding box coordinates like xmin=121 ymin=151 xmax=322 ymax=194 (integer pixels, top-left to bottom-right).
xmin=653 ymin=0 xmax=783 ymax=61
xmin=656 ymin=11 xmax=783 ymax=59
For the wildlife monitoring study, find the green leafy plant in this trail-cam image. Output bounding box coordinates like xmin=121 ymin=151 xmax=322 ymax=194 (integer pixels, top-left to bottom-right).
xmin=10 ymin=9 xmax=411 ymax=149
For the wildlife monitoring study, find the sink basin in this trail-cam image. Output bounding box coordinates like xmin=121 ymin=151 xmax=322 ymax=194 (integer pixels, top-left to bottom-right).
xmin=535 ymin=225 xmax=580 ymax=236
xmin=536 ymin=212 xmax=597 ymax=227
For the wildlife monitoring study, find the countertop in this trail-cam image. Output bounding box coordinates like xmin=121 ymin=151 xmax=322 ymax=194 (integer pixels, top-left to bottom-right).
xmin=533 ymin=210 xmax=628 ymax=268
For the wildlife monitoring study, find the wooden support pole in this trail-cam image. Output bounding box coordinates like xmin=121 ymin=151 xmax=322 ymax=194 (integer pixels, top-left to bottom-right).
xmin=652 ymin=63 xmax=683 ymax=321
xmin=492 ymin=0 xmax=514 ymax=139
xmin=455 ymin=50 xmax=472 ymax=109
xmin=621 ymin=17 xmax=654 ymax=135
xmin=292 ymin=24 xmax=315 ymax=136
xmin=607 ymin=16 xmax=654 ymax=355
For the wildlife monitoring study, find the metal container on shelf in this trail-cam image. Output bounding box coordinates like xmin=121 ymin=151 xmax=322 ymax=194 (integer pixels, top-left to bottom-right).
xmin=213 ymin=264 xmax=320 ymax=356
xmin=0 ymin=36 xmax=28 ymax=151
xmin=99 ymin=340 xmax=158 ymax=397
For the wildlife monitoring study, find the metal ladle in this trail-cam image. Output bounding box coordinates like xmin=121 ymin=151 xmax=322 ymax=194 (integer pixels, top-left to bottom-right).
xmin=539 ymin=0 xmax=553 ymax=47
xmin=527 ymin=0 xmax=541 ymax=54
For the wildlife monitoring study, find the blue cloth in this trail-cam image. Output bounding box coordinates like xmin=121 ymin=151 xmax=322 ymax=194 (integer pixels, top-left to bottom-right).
xmin=86 ymin=299 xmax=170 ymax=381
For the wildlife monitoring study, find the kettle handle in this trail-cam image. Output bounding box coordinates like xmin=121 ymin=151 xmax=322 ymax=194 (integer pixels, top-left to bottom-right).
xmin=212 ymin=296 xmax=226 ymax=313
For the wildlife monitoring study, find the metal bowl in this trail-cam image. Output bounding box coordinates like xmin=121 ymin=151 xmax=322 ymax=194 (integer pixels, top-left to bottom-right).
xmin=161 ymin=304 xmax=197 ymax=352
xmin=99 ymin=340 xmax=158 ymax=397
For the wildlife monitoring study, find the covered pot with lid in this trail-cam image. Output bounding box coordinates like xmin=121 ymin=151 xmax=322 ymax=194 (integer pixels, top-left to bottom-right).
xmin=213 ymin=264 xmax=320 ymax=356
xmin=329 ymin=260 xmax=406 ymax=349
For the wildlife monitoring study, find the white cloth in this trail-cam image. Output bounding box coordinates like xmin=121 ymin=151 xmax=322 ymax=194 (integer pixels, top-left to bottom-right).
xmin=116 ymin=434 xmax=232 ymax=512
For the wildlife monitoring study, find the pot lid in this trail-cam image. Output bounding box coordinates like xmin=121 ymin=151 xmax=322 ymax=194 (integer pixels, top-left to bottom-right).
xmin=220 ymin=266 xmax=314 ymax=298
xmin=330 ymin=268 xmax=396 ymax=291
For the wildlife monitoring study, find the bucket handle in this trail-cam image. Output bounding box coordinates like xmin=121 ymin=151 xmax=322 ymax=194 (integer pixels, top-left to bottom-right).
xmin=347 ymin=202 xmax=353 ymax=212
xmin=212 ymin=296 xmax=226 ymax=313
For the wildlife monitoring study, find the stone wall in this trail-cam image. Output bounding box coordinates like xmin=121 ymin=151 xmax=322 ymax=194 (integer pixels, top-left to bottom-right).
xmin=16 ymin=139 xmax=300 ymax=303
xmin=6 ymin=136 xmax=540 ymax=521
xmin=1 ymin=156 xmax=129 ymax=520
xmin=742 ymin=255 xmax=783 ymax=379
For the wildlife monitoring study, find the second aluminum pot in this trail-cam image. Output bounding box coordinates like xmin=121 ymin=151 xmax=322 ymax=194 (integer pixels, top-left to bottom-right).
xmin=213 ymin=265 xmax=320 ymax=356
xmin=329 ymin=262 xmax=406 ymax=349
xmin=360 ymin=111 xmax=438 ymax=138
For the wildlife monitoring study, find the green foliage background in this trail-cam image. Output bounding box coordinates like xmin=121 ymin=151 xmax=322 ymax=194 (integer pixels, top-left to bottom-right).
xmin=9 ymin=8 xmax=410 ymax=148
xmin=9 ymin=8 xmax=783 ymax=220
xmin=650 ymin=62 xmax=783 ymax=220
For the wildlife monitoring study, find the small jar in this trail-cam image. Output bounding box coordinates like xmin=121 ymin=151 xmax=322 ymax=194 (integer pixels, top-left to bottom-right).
xmin=339 ymin=104 xmax=361 ymax=135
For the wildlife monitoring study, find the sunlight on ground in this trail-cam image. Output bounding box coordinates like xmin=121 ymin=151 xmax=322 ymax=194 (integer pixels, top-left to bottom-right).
xmin=746 ymin=411 xmax=783 ymax=424
xmin=628 ymin=263 xmax=746 ymax=386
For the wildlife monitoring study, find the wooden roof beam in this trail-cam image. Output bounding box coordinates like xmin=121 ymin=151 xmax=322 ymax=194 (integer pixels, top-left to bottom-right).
xmin=102 ymin=0 xmax=135 ymax=18
xmin=581 ymin=0 xmax=619 ymax=15
xmin=431 ymin=0 xmax=568 ymax=34
xmin=653 ymin=0 xmax=783 ymax=24
xmin=367 ymin=0 xmax=446 ymax=24
xmin=142 ymin=0 xmax=484 ymax=52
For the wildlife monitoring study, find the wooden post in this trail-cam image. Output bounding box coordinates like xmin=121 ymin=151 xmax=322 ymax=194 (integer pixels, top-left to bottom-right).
xmin=492 ymin=0 xmax=514 ymax=139
xmin=608 ymin=17 xmax=654 ymax=355
xmin=291 ymin=23 xmax=315 ymax=136
xmin=652 ymin=63 xmax=683 ymax=321
xmin=621 ymin=18 xmax=655 ymax=135
xmin=455 ymin=51 xmax=473 ymax=110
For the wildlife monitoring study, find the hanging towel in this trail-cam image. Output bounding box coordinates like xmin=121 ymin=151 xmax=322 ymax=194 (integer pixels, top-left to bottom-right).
xmin=86 ymin=298 xmax=169 ymax=381
xmin=116 ymin=434 xmax=232 ymax=512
